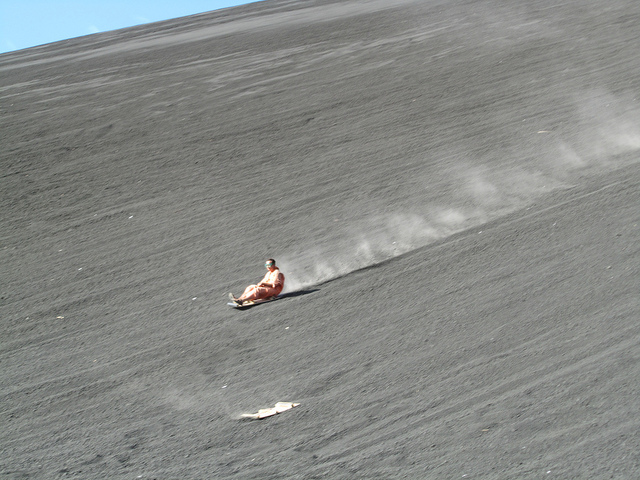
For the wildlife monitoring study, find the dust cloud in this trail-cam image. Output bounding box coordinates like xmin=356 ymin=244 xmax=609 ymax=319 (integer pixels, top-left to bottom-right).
xmin=281 ymin=90 xmax=640 ymax=292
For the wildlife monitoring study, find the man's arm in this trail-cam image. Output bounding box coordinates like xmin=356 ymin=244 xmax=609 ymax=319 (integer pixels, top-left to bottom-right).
xmin=256 ymin=272 xmax=268 ymax=287
xmin=259 ymin=270 xmax=281 ymax=288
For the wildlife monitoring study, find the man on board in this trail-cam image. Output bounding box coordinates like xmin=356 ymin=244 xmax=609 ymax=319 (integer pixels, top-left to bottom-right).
xmin=229 ymin=259 xmax=285 ymax=306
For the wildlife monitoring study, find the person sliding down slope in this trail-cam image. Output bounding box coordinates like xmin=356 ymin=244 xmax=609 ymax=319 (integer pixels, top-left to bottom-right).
xmin=229 ymin=258 xmax=284 ymax=306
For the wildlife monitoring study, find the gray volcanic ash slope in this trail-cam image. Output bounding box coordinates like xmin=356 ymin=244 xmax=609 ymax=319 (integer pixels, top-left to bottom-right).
xmin=1 ymin=1 xmax=639 ymax=478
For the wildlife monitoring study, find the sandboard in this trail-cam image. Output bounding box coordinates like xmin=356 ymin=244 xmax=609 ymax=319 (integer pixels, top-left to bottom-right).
xmin=241 ymin=402 xmax=300 ymax=419
xmin=227 ymin=295 xmax=280 ymax=309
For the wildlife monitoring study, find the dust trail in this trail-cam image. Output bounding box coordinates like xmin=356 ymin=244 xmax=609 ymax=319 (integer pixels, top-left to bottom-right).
xmin=281 ymin=90 xmax=640 ymax=292
xmin=279 ymin=157 xmax=573 ymax=293
xmin=575 ymin=89 xmax=640 ymax=159
xmin=280 ymin=202 xmax=499 ymax=292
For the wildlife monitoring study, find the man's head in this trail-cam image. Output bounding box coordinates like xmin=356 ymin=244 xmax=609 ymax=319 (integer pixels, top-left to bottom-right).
xmin=265 ymin=259 xmax=276 ymax=270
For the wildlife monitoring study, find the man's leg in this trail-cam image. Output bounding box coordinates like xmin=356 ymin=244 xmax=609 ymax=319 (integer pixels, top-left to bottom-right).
xmin=239 ymin=285 xmax=276 ymax=302
xmin=237 ymin=285 xmax=257 ymax=302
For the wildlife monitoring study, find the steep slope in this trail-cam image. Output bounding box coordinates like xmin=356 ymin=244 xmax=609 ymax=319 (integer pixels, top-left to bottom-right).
xmin=1 ymin=0 xmax=639 ymax=478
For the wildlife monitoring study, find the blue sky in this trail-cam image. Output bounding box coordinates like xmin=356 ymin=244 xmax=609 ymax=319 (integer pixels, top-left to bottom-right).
xmin=0 ymin=1 xmax=257 ymax=55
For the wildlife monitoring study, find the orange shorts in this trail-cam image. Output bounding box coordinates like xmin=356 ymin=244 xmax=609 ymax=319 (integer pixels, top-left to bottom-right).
xmin=239 ymin=284 xmax=283 ymax=302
